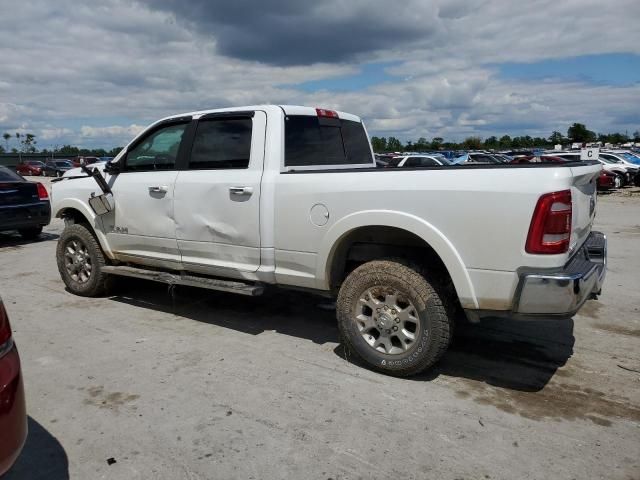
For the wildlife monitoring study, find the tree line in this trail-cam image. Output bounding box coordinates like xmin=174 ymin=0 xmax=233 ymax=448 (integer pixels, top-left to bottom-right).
xmin=371 ymin=123 xmax=640 ymax=152
xmin=2 ymin=122 xmax=638 ymax=156
xmin=0 ymin=132 xmax=122 ymax=157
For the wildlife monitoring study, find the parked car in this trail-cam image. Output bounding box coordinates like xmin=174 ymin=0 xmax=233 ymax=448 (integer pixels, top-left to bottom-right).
xmin=70 ymin=156 xmax=101 ymax=168
xmin=44 ymin=160 xmax=74 ymax=177
xmin=555 ymin=152 xmax=630 ymax=187
xmin=394 ymin=154 xmax=452 ymax=167
xmin=51 ymin=105 xmax=606 ymax=377
xmin=15 ymin=161 xmax=45 ymax=176
xmin=466 ymin=153 xmax=502 ymax=164
xmin=374 ymin=154 xmax=394 ymax=168
xmin=597 ymin=171 xmax=617 ymax=191
xmin=0 ymin=296 xmax=27 ymax=476
xmin=0 ymin=165 xmax=51 ymax=239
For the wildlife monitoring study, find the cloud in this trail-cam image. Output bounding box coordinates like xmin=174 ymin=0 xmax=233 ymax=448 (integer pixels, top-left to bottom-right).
xmin=0 ymin=0 xmax=638 ymax=149
xmin=80 ymin=124 xmax=145 ymax=139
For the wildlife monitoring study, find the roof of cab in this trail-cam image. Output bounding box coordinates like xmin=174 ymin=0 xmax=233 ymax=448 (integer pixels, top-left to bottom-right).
xmin=157 ymin=105 xmax=361 ymax=124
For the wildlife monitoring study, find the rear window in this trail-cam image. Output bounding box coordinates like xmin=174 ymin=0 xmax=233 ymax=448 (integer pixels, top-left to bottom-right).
xmin=0 ymin=166 xmax=24 ymax=182
xmin=285 ymin=115 xmax=373 ymax=168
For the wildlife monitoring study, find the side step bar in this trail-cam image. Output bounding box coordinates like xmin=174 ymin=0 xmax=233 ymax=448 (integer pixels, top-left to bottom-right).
xmin=101 ymin=266 xmax=264 ymax=296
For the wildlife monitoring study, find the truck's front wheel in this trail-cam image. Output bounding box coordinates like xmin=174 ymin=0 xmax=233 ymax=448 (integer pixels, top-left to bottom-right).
xmin=336 ymin=260 xmax=453 ymax=377
xmin=56 ymin=223 xmax=108 ymax=297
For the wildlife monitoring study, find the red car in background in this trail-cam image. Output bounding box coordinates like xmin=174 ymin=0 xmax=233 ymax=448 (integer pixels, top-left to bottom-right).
xmin=510 ymin=155 xmax=617 ymax=191
xmin=15 ymin=161 xmax=45 ymax=176
xmin=0 ymin=297 xmax=27 ymax=476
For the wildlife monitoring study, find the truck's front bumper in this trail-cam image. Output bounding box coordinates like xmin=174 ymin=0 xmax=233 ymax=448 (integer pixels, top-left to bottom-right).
xmin=512 ymin=231 xmax=607 ymax=318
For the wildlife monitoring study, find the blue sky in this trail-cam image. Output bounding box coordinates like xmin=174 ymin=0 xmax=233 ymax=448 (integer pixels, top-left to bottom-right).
xmin=0 ymin=0 xmax=639 ymax=149
xmin=496 ymin=53 xmax=640 ymax=86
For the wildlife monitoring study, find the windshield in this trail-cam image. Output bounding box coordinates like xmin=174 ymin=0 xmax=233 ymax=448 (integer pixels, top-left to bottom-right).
xmin=431 ymin=154 xmax=452 ymax=165
xmin=602 ymin=155 xmax=623 ymax=164
xmin=55 ymin=161 xmax=72 ymax=167
xmin=28 ymin=161 xmax=45 ymax=166
xmin=622 ymin=153 xmax=640 ymax=164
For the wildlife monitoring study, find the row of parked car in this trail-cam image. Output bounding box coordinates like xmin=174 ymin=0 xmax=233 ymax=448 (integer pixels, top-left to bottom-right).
xmin=14 ymin=156 xmax=113 ymax=177
xmin=374 ymin=149 xmax=640 ymax=191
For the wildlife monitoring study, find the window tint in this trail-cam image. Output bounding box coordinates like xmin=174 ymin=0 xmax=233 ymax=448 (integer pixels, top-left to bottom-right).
xmin=189 ymin=118 xmax=252 ymax=169
xmin=0 ymin=166 xmax=23 ymax=181
xmin=285 ymin=115 xmax=372 ymax=167
xmin=126 ymin=123 xmax=187 ymax=171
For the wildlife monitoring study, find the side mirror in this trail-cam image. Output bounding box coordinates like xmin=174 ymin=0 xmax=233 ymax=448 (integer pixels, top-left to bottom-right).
xmin=104 ymin=160 xmax=122 ymax=175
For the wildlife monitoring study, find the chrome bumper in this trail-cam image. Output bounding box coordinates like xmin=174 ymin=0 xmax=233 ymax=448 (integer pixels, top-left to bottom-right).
xmin=513 ymin=231 xmax=607 ymax=318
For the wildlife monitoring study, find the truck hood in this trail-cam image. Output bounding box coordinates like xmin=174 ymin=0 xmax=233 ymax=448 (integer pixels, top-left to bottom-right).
xmin=62 ymin=162 xmax=107 ymax=177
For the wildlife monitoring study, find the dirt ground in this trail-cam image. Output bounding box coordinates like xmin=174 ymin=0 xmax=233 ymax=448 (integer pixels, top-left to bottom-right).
xmin=1 ymin=180 xmax=638 ymax=480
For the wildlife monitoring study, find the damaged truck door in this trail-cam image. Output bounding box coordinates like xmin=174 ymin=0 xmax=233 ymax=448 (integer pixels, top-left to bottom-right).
xmin=106 ymin=120 xmax=189 ymax=267
xmin=173 ymin=111 xmax=265 ymax=274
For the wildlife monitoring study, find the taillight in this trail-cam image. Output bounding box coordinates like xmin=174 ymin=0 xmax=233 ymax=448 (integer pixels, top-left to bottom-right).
xmin=526 ymin=190 xmax=572 ymax=254
xmin=0 ymin=302 xmax=11 ymax=348
xmin=316 ymin=108 xmax=339 ymax=118
xmin=37 ymin=182 xmax=49 ymax=200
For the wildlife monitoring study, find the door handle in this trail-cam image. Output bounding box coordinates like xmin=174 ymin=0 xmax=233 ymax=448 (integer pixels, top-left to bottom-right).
xmin=229 ymin=186 xmax=253 ymax=196
xmin=148 ymin=186 xmax=169 ymax=193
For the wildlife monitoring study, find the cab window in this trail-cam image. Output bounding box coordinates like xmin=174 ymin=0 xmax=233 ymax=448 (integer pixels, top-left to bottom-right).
xmin=188 ymin=118 xmax=253 ymax=170
xmin=125 ymin=123 xmax=187 ymax=172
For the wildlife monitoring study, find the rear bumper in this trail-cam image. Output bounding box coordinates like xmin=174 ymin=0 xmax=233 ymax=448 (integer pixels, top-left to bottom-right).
xmin=512 ymin=231 xmax=607 ymax=319
xmin=0 ymin=345 xmax=27 ymax=476
xmin=0 ymin=202 xmax=51 ymax=231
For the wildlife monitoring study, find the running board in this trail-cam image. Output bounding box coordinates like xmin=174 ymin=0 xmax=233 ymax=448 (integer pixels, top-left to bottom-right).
xmin=101 ymin=266 xmax=264 ymax=296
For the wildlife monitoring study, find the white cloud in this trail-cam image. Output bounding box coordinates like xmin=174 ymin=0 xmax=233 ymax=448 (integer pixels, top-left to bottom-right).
xmin=0 ymin=0 xmax=638 ymax=148
xmin=80 ymin=124 xmax=145 ymax=139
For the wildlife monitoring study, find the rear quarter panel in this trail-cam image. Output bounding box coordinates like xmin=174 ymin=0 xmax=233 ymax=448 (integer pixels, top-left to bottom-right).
xmin=273 ymin=165 xmax=593 ymax=308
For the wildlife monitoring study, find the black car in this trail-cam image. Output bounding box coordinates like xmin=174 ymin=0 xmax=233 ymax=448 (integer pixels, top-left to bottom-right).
xmin=0 ymin=166 xmax=51 ymax=239
xmin=44 ymin=160 xmax=74 ymax=177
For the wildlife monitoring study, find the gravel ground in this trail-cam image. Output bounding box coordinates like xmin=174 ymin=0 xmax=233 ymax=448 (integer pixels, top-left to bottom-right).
xmin=0 ymin=180 xmax=638 ymax=480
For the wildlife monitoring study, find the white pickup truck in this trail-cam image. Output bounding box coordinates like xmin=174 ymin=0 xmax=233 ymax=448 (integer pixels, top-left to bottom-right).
xmin=51 ymin=105 xmax=607 ymax=376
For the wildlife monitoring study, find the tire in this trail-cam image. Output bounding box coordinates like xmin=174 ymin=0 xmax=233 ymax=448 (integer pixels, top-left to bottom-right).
xmin=336 ymin=260 xmax=453 ymax=377
xmin=613 ymin=175 xmax=622 ymax=189
xmin=56 ymin=223 xmax=108 ymax=297
xmin=18 ymin=226 xmax=42 ymax=240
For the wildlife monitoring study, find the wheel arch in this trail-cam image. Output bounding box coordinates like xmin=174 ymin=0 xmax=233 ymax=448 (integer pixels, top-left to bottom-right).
xmin=55 ymin=200 xmax=115 ymax=259
xmin=317 ymin=211 xmax=478 ymax=309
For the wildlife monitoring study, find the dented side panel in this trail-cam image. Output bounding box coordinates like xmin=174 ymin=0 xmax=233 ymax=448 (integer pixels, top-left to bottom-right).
xmin=173 ymin=111 xmax=266 ymax=273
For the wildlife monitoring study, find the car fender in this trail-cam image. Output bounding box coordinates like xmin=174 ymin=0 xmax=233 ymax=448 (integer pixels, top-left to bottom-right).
xmin=316 ymin=210 xmax=478 ymax=309
xmin=54 ymin=197 xmax=115 ymax=259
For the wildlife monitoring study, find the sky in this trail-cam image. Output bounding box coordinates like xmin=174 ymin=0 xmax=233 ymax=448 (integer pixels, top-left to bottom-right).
xmin=0 ymin=0 xmax=639 ymax=150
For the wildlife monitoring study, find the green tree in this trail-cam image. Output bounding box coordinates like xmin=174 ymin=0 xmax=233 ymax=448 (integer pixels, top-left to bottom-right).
xmin=415 ymin=137 xmax=429 ymax=150
xmin=548 ymin=131 xmax=565 ymax=145
xmin=633 ymin=130 xmax=640 ymax=141
xmin=498 ymin=135 xmax=512 ymax=148
xmin=484 ymin=136 xmax=498 ymax=149
xmin=370 ymin=136 xmax=387 ymax=152
xmin=386 ymin=137 xmax=402 ymax=151
xmin=567 ymin=123 xmax=596 ymax=143
xmin=431 ymin=137 xmax=444 ymax=149
xmin=462 ymin=136 xmax=482 ymax=149
xmin=20 ymin=133 xmax=37 ymax=153
xmin=2 ymin=133 xmax=10 ymax=151
xmin=57 ymin=145 xmax=80 ymax=156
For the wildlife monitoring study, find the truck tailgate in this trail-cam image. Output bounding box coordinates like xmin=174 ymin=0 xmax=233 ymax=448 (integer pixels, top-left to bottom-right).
xmin=569 ymin=163 xmax=601 ymax=254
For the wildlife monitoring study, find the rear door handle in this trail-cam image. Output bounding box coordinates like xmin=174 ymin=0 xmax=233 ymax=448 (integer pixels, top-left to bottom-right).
xmin=148 ymin=186 xmax=169 ymax=193
xmin=229 ymin=186 xmax=253 ymax=196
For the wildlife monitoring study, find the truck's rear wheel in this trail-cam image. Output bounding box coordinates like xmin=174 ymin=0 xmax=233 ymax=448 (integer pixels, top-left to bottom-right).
xmin=56 ymin=223 xmax=108 ymax=297
xmin=336 ymin=260 xmax=453 ymax=377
